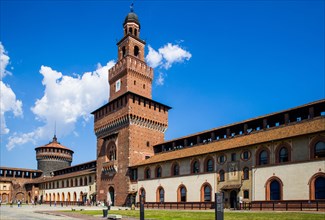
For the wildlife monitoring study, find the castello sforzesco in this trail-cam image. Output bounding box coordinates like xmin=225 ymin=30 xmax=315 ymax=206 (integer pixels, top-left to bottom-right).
xmin=1 ymin=6 xmax=324 ymax=211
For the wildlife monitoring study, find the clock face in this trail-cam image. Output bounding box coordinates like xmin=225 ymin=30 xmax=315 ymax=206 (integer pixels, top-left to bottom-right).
xmin=115 ymin=79 xmax=121 ymax=92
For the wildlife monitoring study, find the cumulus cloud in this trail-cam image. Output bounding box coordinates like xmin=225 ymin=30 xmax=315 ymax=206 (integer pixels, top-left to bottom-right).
xmin=146 ymin=43 xmax=191 ymax=85
xmin=0 ymin=42 xmax=23 ymax=135
xmin=0 ymin=42 xmax=11 ymax=80
xmin=6 ymin=61 xmax=115 ymax=150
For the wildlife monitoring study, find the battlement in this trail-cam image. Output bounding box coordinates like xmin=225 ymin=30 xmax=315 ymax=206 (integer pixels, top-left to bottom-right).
xmin=109 ymin=56 xmax=153 ymax=83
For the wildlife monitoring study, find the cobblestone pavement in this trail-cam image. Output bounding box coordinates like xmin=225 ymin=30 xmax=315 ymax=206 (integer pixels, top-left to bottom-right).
xmin=0 ymin=205 xmax=138 ymax=220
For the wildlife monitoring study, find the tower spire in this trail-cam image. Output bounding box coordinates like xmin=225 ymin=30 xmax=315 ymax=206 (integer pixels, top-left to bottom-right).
xmin=53 ymin=121 xmax=57 ymax=142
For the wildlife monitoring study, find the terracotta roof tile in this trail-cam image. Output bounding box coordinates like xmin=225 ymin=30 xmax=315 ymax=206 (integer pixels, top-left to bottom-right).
xmin=133 ymin=117 xmax=325 ymax=167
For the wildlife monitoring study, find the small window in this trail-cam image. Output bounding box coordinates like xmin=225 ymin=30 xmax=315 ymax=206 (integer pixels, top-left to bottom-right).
xmin=157 ymin=187 xmax=164 ymax=202
xmin=315 ymin=141 xmax=325 ymax=158
xmin=241 ymin=150 xmax=251 ymax=161
xmin=231 ymin=153 xmax=236 ymax=161
xmin=243 ymin=167 xmax=249 ymax=180
xmin=192 ymin=160 xmax=200 ymax=173
xmin=206 ymin=159 xmax=214 ymax=172
xmin=219 ymin=170 xmax=225 ymax=182
xmin=243 ymin=190 xmax=249 ymax=199
xmin=122 ymin=46 xmax=126 ymax=57
xmin=279 ymin=147 xmax=289 ymax=162
xmin=143 ymin=84 xmax=145 ymax=89
xmin=204 ymin=185 xmax=212 ymax=202
xmin=134 ymin=46 xmax=139 ymax=57
xmin=156 ymin=166 xmax=162 ymax=178
xmin=218 ymin=154 xmax=226 ymax=164
xmin=180 ymin=186 xmax=187 ymax=202
xmin=258 ymin=150 xmax=269 ymax=165
xmin=172 ymin=163 xmax=179 ymax=176
xmin=145 ymin=168 xmax=151 ymax=179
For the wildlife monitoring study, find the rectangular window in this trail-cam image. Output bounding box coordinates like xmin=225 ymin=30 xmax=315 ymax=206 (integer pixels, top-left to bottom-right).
xmin=231 ymin=153 xmax=236 ymax=161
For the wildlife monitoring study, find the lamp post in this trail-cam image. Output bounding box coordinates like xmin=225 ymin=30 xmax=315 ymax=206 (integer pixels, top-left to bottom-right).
xmin=140 ymin=194 xmax=144 ymax=220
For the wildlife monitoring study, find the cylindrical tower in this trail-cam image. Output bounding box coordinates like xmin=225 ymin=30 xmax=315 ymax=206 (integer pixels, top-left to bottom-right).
xmin=35 ymin=135 xmax=74 ymax=176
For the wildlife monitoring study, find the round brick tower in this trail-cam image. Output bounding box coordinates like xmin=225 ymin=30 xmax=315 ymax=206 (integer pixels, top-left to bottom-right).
xmin=35 ymin=135 xmax=74 ymax=176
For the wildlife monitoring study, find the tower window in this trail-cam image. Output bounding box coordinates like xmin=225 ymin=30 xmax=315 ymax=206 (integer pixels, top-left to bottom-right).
xmin=143 ymin=84 xmax=145 ymax=89
xmin=122 ymin=46 xmax=126 ymax=57
xmin=134 ymin=29 xmax=138 ymax=37
xmin=129 ymin=27 xmax=133 ymax=34
xmin=134 ymin=46 xmax=139 ymax=57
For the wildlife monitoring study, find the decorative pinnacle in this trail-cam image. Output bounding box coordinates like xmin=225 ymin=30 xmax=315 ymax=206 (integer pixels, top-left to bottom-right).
xmin=53 ymin=135 xmax=58 ymax=143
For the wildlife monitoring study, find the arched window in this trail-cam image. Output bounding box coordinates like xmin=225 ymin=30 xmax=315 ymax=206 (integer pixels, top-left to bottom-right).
xmin=80 ymin=177 xmax=83 ymax=186
xmin=62 ymin=180 xmax=64 ymax=188
xmin=134 ymin=46 xmax=139 ymax=57
xmin=156 ymin=187 xmax=165 ymax=202
xmin=270 ymin=180 xmax=281 ymax=200
xmin=315 ymin=141 xmax=325 ymax=158
xmin=243 ymin=167 xmax=249 ymax=180
xmin=265 ymin=177 xmax=283 ymax=201
xmin=219 ymin=170 xmax=225 ymax=182
xmin=155 ymin=166 xmax=162 ymax=178
xmin=178 ymin=185 xmax=187 ymax=202
xmin=129 ymin=27 xmax=133 ymax=34
xmin=258 ymin=149 xmax=269 ymax=165
xmin=172 ymin=163 xmax=179 ymax=176
xmin=205 ymin=158 xmax=214 ymax=172
xmin=134 ymin=29 xmax=138 ymax=37
xmin=75 ymin=178 xmax=78 ymax=186
xmin=315 ymin=176 xmax=325 ymax=199
xmin=279 ymin=147 xmax=289 ymax=162
xmin=89 ymin=176 xmax=92 ymax=183
xmin=192 ymin=160 xmax=200 ymax=174
xmin=201 ymin=184 xmax=212 ymax=202
xmin=66 ymin=179 xmax=69 ymax=187
xmin=144 ymin=167 xmax=151 ymax=179
xmin=275 ymin=143 xmax=291 ymax=163
xmin=309 ymin=136 xmax=325 ymax=159
xmin=84 ymin=177 xmax=88 ymax=185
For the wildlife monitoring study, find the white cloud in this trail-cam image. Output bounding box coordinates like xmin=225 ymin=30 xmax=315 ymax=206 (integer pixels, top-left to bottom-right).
xmin=0 ymin=42 xmax=23 ymax=135
xmin=146 ymin=43 xmax=192 ymax=70
xmin=146 ymin=46 xmax=163 ymax=68
xmin=146 ymin=43 xmax=191 ymax=85
xmin=6 ymin=61 xmax=115 ymax=150
xmin=0 ymin=42 xmax=11 ymax=80
xmin=156 ymin=72 xmax=165 ymax=86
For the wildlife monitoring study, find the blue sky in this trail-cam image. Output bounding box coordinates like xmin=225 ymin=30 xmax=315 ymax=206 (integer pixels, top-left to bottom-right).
xmin=1 ymin=0 xmax=324 ymax=169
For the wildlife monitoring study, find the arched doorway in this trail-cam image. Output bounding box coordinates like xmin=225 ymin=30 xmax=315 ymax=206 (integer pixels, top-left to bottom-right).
xmin=2 ymin=193 xmax=9 ymax=203
xmin=73 ymin=192 xmax=77 ymax=201
xmin=67 ymin=192 xmax=71 ymax=202
xmin=108 ymin=186 xmax=115 ymax=206
xmin=16 ymin=192 xmax=24 ymax=202
xmin=230 ymin=190 xmax=237 ymax=209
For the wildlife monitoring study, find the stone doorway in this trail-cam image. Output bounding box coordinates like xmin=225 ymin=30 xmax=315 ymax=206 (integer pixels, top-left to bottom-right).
xmin=108 ymin=186 xmax=115 ymax=206
xmin=230 ymin=190 xmax=237 ymax=209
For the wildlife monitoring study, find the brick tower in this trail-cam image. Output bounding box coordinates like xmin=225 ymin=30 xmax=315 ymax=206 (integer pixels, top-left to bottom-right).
xmin=35 ymin=135 xmax=73 ymax=176
xmin=92 ymin=7 xmax=170 ymax=206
